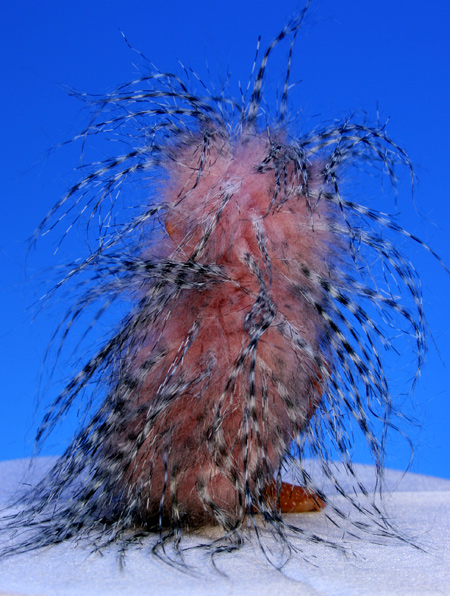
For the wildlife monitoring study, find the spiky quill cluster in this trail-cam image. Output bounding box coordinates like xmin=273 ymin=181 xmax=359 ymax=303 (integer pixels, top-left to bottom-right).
xmin=1 ymin=5 xmax=441 ymax=563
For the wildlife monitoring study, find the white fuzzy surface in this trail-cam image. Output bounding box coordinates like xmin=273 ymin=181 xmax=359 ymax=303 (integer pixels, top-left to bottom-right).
xmin=1 ymin=457 xmax=449 ymax=596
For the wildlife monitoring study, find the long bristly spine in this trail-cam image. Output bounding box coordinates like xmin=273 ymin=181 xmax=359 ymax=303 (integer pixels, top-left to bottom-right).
xmin=0 ymin=3 xmax=440 ymax=565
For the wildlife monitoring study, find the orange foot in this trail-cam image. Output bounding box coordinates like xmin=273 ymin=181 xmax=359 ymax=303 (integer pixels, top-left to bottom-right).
xmin=261 ymin=480 xmax=325 ymax=513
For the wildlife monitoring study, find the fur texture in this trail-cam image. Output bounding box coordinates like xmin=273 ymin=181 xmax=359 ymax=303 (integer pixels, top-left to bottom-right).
xmin=1 ymin=4 xmax=443 ymax=563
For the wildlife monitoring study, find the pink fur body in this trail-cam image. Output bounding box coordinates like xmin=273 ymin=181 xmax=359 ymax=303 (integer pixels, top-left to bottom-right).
xmin=115 ymin=133 xmax=333 ymax=526
xmin=1 ymin=7 xmax=434 ymax=561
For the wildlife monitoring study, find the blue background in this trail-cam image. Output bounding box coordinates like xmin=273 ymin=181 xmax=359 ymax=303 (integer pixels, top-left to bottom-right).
xmin=1 ymin=0 xmax=449 ymax=478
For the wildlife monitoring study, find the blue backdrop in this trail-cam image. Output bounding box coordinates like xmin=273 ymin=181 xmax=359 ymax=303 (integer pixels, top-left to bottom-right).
xmin=1 ymin=0 xmax=449 ymax=478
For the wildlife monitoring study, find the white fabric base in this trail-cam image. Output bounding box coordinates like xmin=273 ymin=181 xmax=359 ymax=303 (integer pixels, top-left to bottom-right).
xmin=0 ymin=458 xmax=449 ymax=596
